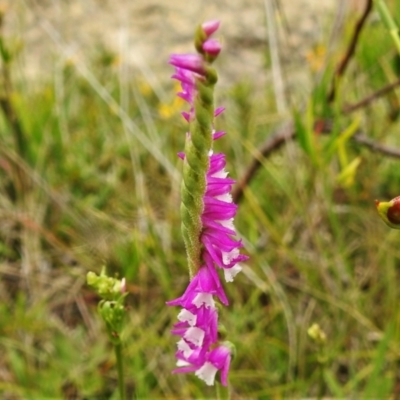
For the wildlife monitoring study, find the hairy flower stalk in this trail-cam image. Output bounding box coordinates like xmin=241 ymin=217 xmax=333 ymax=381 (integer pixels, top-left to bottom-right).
xmin=167 ymin=20 xmax=248 ymax=387
xmin=87 ymin=269 xmax=128 ymax=399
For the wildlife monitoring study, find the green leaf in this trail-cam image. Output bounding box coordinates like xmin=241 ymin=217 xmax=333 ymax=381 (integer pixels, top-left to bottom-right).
xmin=293 ymin=101 xmax=319 ymax=165
xmin=363 ymin=324 xmax=394 ymax=398
xmin=324 ymin=117 xmax=360 ymax=161
xmin=336 ymin=156 xmax=361 ymax=187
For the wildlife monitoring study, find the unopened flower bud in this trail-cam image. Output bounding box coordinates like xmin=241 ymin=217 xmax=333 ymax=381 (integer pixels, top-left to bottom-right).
xmin=201 ymin=20 xmax=220 ymax=37
xmin=202 ymin=39 xmax=222 ymax=60
xmin=120 ymin=277 xmax=126 ymax=294
xmin=308 ymin=323 xmax=327 ymax=344
xmin=86 ymin=268 xmax=127 ymax=300
xmin=375 ymin=196 xmax=400 ymax=229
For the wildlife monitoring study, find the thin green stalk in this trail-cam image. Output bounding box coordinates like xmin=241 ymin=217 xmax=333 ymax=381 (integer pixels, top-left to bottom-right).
xmin=115 ymin=343 xmax=126 ymax=400
xmin=317 ymin=345 xmax=326 ymax=400
xmin=374 ymin=0 xmax=400 ymax=56
xmin=87 ymin=272 xmax=127 ymax=399
xmin=216 ymin=381 xmax=230 ymax=400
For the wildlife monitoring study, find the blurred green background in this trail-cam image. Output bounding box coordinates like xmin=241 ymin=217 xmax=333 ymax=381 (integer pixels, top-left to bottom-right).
xmin=1 ymin=0 xmax=400 ymax=398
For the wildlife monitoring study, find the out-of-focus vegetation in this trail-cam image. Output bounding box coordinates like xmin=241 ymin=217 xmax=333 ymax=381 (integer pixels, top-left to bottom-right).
xmin=1 ymin=1 xmax=400 ymax=399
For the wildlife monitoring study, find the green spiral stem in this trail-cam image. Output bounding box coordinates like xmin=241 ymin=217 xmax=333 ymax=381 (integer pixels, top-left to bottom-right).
xmin=181 ymin=56 xmax=218 ymax=278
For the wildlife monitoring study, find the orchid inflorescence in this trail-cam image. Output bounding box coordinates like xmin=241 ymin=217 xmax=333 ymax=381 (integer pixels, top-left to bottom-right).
xmin=166 ymin=20 xmax=248 ymax=387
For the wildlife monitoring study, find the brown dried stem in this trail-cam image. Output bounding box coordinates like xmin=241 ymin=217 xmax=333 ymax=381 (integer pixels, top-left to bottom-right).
xmin=327 ymin=0 xmax=373 ymax=103
xmin=232 ymin=78 xmax=400 ymax=204
xmin=342 ymin=77 xmax=400 ymax=113
xmin=233 ymin=123 xmax=294 ymax=204
xmin=232 ymin=0 xmax=400 ymax=204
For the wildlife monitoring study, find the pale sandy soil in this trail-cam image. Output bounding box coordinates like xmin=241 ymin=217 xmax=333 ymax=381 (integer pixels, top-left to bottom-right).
xmin=2 ymin=0 xmax=342 ymax=92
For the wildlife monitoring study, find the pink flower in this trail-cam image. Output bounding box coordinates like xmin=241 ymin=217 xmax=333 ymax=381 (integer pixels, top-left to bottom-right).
xmin=202 ymin=152 xmax=249 ymax=279
xmin=167 ymin=20 xmax=247 ymax=387
xmin=195 ymin=345 xmax=231 ymax=386
xmin=172 ymin=343 xmax=232 ymax=387
xmin=169 ymin=54 xmax=205 ymax=75
xmin=201 ymin=20 xmax=220 ymax=37
xmin=203 ymin=39 xmax=222 ymax=57
xmin=167 ymin=265 xmax=228 ymax=307
xmin=170 ymin=59 xmax=201 ymax=122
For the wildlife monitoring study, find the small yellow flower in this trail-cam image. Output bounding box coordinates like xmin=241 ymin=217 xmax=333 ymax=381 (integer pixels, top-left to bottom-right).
xmin=306 ymin=44 xmax=326 ymax=72
xmin=139 ymin=81 xmax=152 ymax=97
xmin=158 ymin=84 xmax=184 ymax=119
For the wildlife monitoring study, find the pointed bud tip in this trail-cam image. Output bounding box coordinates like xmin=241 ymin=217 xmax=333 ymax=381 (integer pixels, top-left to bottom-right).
xmin=202 ymin=20 xmax=220 ymax=37
xmin=120 ymin=277 xmax=126 ymax=294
